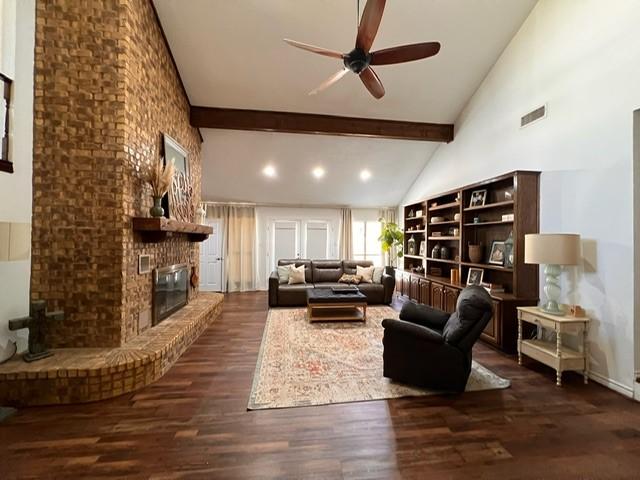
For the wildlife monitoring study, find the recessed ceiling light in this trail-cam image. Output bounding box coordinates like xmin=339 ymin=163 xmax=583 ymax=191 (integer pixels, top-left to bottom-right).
xmin=360 ymin=169 xmax=372 ymax=181
xmin=262 ymin=165 xmax=276 ymax=178
xmin=312 ymin=167 xmax=325 ymax=179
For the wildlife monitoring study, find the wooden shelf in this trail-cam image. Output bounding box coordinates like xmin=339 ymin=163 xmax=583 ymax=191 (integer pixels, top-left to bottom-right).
xmin=463 ymin=220 xmax=513 ymax=226
xmin=428 ymin=202 xmax=460 ymax=212
xmin=429 ymin=220 xmax=459 ymax=226
xmin=460 ymin=261 xmax=513 ymax=272
xmin=405 ymin=216 xmax=426 ymax=221
xmin=521 ymin=339 xmax=583 ymax=360
xmin=403 ymin=254 xmax=424 ymax=260
xmin=464 ymin=200 xmax=514 ymax=212
xmin=132 ymin=217 xmax=212 ymax=243
xmin=404 ymin=230 xmax=425 ymax=234
xmin=428 ymin=236 xmax=459 ymax=241
xmin=425 ymin=257 xmax=458 ymax=265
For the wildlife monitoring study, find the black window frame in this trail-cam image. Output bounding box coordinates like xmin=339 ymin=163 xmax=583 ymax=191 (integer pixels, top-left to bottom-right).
xmin=0 ymin=72 xmax=12 ymax=174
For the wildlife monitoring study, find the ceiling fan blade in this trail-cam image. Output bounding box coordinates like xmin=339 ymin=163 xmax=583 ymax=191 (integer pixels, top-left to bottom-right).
xmin=356 ymin=0 xmax=386 ymax=52
xmin=283 ymin=39 xmax=344 ymax=59
xmin=359 ymin=67 xmax=385 ymax=99
xmin=308 ymin=69 xmax=350 ymax=95
xmin=370 ymin=42 xmax=441 ymax=65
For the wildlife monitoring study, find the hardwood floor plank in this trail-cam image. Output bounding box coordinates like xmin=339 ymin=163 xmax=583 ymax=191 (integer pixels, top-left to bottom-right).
xmin=0 ymin=291 xmax=639 ymax=479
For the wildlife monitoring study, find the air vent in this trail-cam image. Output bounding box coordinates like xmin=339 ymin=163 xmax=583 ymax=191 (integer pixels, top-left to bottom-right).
xmin=521 ymin=105 xmax=546 ymax=128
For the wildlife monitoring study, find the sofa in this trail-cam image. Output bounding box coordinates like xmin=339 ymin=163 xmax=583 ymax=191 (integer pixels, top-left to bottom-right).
xmin=268 ymin=259 xmax=396 ymax=307
xmin=381 ymin=286 xmax=493 ymax=392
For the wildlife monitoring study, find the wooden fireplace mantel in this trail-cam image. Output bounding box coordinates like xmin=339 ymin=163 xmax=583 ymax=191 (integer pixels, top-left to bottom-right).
xmin=132 ymin=217 xmax=212 ymax=243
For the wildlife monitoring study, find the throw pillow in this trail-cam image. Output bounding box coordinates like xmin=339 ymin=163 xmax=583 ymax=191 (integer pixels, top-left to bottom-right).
xmin=356 ymin=265 xmax=374 ymax=283
xmin=339 ymin=273 xmax=362 ymax=285
xmin=372 ymin=266 xmax=384 ymax=284
xmin=277 ymin=264 xmax=295 ymax=284
xmin=288 ymin=264 xmax=306 ymax=285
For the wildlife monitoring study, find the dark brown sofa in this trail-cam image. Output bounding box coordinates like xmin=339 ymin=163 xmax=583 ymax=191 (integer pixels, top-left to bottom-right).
xmin=268 ymin=259 xmax=395 ymax=307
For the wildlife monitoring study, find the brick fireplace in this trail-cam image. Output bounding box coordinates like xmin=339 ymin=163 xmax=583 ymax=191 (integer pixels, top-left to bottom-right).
xmin=30 ymin=0 xmax=202 ymax=348
xmin=0 ymin=0 xmax=224 ymax=407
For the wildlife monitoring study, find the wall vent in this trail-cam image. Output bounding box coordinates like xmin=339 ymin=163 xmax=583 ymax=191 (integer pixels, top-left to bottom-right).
xmin=521 ymin=105 xmax=546 ymax=128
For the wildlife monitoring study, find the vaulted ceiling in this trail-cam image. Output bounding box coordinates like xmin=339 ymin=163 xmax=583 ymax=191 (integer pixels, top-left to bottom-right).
xmin=153 ymin=0 xmax=537 ymax=206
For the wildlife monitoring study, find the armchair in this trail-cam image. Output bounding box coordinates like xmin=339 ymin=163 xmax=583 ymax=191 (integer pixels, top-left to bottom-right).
xmin=381 ymin=286 xmax=493 ymax=392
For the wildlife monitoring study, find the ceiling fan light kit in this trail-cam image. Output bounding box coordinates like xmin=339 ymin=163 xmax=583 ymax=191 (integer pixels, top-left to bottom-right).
xmin=284 ymin=0 xmax=441 ymax=99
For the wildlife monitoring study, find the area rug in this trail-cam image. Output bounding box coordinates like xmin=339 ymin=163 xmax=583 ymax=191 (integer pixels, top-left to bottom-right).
xmin=248 ymin=306 xmax=510 ymax=410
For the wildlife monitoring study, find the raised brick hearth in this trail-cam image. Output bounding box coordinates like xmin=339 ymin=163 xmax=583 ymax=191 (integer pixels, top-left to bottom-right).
xmin=0 ymin=293 xmax=223 ymax=406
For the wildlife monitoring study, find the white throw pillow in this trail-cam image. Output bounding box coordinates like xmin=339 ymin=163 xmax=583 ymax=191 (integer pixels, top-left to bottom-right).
xmin=277 ymin=264 xmax=295 ymax=284
xmin=372 ymin=266 xmax=384 ymax=284
xmin=357 ymin=265 xmax=374 ymax=284
xmin=288 ymin=264 xmax=306 ymax=285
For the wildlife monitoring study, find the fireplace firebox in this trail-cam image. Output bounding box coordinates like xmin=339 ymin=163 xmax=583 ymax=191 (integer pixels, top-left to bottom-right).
xmin=153 ymin=263 xmax=189 ymax=325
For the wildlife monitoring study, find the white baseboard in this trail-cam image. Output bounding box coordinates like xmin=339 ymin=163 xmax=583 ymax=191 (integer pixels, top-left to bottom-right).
xmin=588 ymin=370 xmax=634 ymax=398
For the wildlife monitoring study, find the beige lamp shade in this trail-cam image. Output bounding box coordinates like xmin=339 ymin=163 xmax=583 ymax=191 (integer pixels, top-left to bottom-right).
xmin=525 ymin=233 xmax=581 ymax=265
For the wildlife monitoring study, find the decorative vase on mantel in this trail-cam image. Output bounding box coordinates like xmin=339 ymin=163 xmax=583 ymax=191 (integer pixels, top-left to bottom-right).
xmin=150 ymin=196 xmax=164 ymax=218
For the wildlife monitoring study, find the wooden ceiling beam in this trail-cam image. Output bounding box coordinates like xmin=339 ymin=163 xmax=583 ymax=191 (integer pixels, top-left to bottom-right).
xmin=190 ymin=107 xmax=454 ymax=143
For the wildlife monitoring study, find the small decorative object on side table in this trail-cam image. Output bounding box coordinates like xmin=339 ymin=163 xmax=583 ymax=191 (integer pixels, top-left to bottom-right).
xmin=517 ymin=306 xmax=590 ymax=386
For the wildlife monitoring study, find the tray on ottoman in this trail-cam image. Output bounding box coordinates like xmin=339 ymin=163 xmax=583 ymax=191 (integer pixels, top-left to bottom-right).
xmin=306 ymin=288 xmax=367 ymax=322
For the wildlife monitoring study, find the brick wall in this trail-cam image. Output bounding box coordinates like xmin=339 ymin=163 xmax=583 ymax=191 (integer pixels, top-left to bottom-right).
xmin=120 ymin=0 xmax=201 ymax=342
xmin=31 ymin=0 xmax=201 ymax=348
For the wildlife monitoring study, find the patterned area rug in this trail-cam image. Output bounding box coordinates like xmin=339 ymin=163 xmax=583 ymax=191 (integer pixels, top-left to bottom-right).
xmin=248 ymin=306 xmax=510 ymax=410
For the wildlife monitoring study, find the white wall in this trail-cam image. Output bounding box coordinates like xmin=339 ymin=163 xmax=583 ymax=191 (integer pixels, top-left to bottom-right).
xmin=402 ymin=0 xmax=640 ymax=397
xmin=634 ymin=109 xmax=640 ymax=399
xmin=0 ymin=0 xmax=34 ymax=359
xmin=255 ymin=207 xmax=341 ymax=290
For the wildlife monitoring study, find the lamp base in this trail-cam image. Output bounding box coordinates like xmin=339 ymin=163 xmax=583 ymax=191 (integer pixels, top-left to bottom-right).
xmin=539 ymin=302 xmax=564 ymax=316
xmin=540 ymin=264 xmax=564 ymax=316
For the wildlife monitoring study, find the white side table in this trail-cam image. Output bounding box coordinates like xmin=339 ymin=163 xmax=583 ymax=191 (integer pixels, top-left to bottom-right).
xmin=517 ymin=306 xmax=590 ymax=386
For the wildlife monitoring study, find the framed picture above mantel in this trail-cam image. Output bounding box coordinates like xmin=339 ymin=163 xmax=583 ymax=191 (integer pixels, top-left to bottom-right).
xmin=161 ymin=133 xmax=193 ymax=223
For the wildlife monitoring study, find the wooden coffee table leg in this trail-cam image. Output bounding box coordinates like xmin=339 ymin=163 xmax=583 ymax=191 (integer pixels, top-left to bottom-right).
xmin=363 ymin=304 xmax=367 ymax=321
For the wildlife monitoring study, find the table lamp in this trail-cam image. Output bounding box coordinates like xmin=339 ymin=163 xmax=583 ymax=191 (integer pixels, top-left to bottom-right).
xmin=524 ymin=233 xmax=581 ymax=315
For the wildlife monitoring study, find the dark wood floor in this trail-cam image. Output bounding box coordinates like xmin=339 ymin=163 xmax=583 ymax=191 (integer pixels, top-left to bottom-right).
xmin=1 ymin=292 xmax=640 ymax=479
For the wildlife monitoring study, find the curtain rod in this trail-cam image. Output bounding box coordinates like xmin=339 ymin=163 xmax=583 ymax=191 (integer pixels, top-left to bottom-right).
xmin=202 ymin=201 xmax=399 ymax=210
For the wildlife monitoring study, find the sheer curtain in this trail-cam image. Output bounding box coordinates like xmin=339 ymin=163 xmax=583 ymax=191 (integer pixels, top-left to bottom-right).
xmin=379 ymin=207 xmax=398 ymax=267
xmin=339 ymin=208 xmax=352 ymax=259
xmin=206 ymin=204 xmax=257 ymax=292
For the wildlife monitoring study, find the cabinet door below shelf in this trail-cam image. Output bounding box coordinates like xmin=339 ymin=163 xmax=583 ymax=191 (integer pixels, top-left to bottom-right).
xmin=419 ymin=278 xmax=430 ymax=305
xmin=481 ymin=300 xmax=501 ymax=346
xmin=430 ymin=282 xmax=444 ymax=310
xmin=409 ymin=276 xmax=421 ymax=302
xmin=443 ymin=286 xmax=460 ymax=314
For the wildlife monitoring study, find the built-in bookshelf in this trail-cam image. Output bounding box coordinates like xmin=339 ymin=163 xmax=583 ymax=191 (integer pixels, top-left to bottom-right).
xmin=399 ymin=171 xmax=540 ymax=352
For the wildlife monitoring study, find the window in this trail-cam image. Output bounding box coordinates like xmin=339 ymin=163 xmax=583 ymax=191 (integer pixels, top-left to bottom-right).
xmin=352 ymin=220 xmax=382 ymax=266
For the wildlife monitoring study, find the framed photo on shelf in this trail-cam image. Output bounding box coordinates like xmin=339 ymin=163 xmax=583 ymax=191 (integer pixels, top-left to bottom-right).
xmin=466 ymin=267 xmax=484 ymax=286
xmin=488 ymin=241 xmax=506 ymax=265
xmin=504 ymin=242 xmax=514 ymax=268
xmin=469 ymin=189 xmax=487 ymax=208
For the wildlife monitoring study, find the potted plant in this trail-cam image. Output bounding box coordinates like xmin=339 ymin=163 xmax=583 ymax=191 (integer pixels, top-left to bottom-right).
xmin=378 ymin=218 xmax=404 ymax=273
xmin=147 ymin=158 xmax=175 ymax=218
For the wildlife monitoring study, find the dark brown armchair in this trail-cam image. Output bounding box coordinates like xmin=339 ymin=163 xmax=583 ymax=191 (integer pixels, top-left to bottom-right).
xmin=381 ymin=286 xmax=493 ymax=392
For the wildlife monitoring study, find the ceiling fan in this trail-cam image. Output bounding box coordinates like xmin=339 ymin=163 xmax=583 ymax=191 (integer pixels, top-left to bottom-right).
xmin=284 ymin=0 xmax=441 ymax=99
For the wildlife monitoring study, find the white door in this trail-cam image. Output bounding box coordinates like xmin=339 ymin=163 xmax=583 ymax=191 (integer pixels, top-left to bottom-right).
xmin=305 ymin=221 xmax=329 ymax=259
xmin=200 ymin=219 xmax=223 ymax=291
xmin=271 ymin=220 xmax=300 ymax=271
